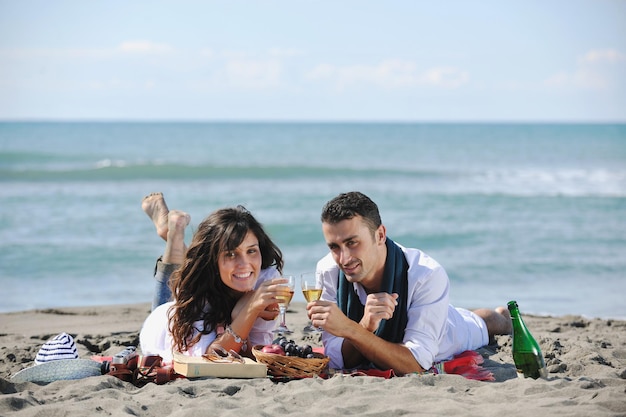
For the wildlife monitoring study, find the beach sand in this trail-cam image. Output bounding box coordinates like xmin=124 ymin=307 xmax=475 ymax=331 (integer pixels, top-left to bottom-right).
xmin=1 ymin=302 xmax=625 ymax=416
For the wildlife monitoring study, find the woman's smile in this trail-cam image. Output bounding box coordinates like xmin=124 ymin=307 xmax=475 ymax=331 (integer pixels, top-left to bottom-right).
xmin=219 ymin=231 xmax=262 ymax=292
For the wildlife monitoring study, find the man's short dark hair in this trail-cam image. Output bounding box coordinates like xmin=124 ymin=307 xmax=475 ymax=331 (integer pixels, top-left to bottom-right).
xmin=321 ymin=191 xmax=382 ymax=233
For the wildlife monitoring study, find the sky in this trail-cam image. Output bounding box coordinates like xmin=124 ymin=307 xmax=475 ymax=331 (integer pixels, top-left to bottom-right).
xmin=1 ymin=0 xmax=625 ymax=122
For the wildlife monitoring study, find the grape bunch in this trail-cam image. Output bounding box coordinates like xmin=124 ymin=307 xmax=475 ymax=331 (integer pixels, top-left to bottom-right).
xmin=274 ymin=336 xmax=315 ymax=359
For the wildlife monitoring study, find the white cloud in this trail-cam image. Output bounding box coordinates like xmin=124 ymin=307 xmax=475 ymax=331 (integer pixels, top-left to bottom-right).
xmin=545 ymin=48 xmax=626 ymax=90
xmin=220 ymin=50 xmax=253 ymax=60
xmin=222 ymin=59 xmax=283 ymax=89
xmin=0 ymin=47 xmax=114 ymax=59
xmin=543 ymin=70 xmax=604 ymax=89
xmin=423 ymin=67 xmax=470 ymax=89
xmin=306 ymin=63 xmax=335 ymax=79
xmin=189 ymin=47 xmax=309 ymax=90
xmin=0 ymin=40 xmax=175 ymax=60
xmin=579 ymin=49 xmax=625 ymax=64
xmin=118 ymin=41 xmax=173 ymax=54
xmin=305 ymin=60 xmax=469 ymax=90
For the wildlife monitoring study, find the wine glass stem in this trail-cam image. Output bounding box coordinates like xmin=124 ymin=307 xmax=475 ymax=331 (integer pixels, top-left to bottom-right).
xmin=279 ymin=305 xmax=286 ymax=327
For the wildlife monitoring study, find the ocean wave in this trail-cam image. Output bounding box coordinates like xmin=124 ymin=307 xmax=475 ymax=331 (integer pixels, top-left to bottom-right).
xmin=1 ymin=161 xmax=624 ymax=197
xmin=0 ymin=160 xmax=437 ymax=181
xmin=467 ymin=168 xmax=626 ymax=197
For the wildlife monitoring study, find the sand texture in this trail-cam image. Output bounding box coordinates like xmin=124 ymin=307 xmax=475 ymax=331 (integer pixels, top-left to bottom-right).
xmin=1 ymin=302 xmax=625 ymax=416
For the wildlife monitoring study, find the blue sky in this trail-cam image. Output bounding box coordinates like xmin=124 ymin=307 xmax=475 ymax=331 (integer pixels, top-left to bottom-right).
xmin=1 ymin=0 xmax=625 ymax=121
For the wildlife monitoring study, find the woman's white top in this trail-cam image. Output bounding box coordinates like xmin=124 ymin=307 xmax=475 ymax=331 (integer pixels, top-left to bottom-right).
xmin=139 ymin=267 xmax=280 ymax=362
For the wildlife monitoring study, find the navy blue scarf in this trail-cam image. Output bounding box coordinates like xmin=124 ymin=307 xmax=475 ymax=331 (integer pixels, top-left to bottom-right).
xmin=337 ymin=238 xmax=409 ymax=343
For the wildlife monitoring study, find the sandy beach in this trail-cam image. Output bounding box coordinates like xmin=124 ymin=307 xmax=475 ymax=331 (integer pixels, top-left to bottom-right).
xmin=1 ymin=301 xmax=625 ymax=416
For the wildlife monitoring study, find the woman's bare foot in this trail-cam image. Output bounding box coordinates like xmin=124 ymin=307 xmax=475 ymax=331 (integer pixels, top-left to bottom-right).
xmin=163 ymin=210 xmax=191 ymax=264
xmin=142 ymin=192 xmax=170 ymax=241
xmin=167 ymin=210 xmax=191 ymax=236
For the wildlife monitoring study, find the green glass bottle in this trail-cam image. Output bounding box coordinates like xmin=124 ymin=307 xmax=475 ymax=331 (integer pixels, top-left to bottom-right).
xmin=507 ymin=300 xmax=547 ymax=379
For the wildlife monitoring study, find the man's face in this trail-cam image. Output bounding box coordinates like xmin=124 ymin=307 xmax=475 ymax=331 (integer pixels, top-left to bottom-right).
xmin=322 ymin=215 xmax=386 ymax=290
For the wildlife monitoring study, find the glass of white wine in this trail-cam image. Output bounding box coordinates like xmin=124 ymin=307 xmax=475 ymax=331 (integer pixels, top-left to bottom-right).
xmin=273 ymin=275 xmax=295 ymax=334
xmin=301 ymin=272 xmax=323 ymax=333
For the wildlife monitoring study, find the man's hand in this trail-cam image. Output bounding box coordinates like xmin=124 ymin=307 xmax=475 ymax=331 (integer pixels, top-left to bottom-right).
xmin=360 ymin=292 xmax=399 ymax=332
xmin=307 ymin=296 xmax=422 ymax=374
xmin=306 ymin=300 xmax=354 ymax=337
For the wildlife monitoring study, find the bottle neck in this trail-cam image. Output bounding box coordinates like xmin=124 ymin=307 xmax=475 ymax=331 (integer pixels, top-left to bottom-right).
xmin=507 ymin=301 xmax=521 ymax=319
xmin=508 ymin=301 xmax=528 ymax=334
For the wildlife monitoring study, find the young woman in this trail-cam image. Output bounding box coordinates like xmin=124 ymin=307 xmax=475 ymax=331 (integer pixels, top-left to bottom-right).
xmin=139 ymin=193 xmax=289 ymax=362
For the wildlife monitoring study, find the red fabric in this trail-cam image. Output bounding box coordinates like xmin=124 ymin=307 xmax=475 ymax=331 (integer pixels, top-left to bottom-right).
xmin=441 ymin=350 xmax=494 ymax=381
xmin=443 ymin=350 xmax=483 ymax=370
xmin=304 ymin=348 xmax=493 ymax=381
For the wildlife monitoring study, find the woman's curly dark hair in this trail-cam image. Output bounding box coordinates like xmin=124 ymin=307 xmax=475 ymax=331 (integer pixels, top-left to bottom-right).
xmin=167 ymin=205 xmax=283 ymax=353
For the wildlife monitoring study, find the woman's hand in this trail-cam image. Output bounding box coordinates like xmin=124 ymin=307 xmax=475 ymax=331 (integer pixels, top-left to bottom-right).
xmin=258 ymin=302 xmax=280 ymax=321
xmin=231 ymin=278 xmax=290 ymax=322
xmin=214 ymin=278 xmax=290 ymax=358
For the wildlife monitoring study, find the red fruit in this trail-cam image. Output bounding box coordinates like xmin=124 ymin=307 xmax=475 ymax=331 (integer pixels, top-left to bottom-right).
xmin=261 ymin=344 xmax=285 ymax=355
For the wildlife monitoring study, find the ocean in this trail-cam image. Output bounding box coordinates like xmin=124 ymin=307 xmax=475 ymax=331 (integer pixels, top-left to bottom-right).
xmin=1 ymin=122 xmax=625 ymax=319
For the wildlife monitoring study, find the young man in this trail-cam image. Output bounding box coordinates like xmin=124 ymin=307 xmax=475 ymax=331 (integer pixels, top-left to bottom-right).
xmin=306 ymin=191 xmax=511 ymax=375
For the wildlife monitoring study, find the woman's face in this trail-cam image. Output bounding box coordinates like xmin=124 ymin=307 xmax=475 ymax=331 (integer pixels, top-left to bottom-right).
xmin=218 ymin=230 xmax=262 ymax=293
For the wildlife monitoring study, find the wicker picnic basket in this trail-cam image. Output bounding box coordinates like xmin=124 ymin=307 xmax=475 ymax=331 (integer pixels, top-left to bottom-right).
xmin=252 ymin=345 xmax=329 ymax=378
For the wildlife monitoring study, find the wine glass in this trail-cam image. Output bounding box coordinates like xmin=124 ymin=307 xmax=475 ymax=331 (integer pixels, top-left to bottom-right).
xmin=273 ymin=275 xmax=295 ymax=334
xmin=301 ymin=272 xmax=323 ymax=333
